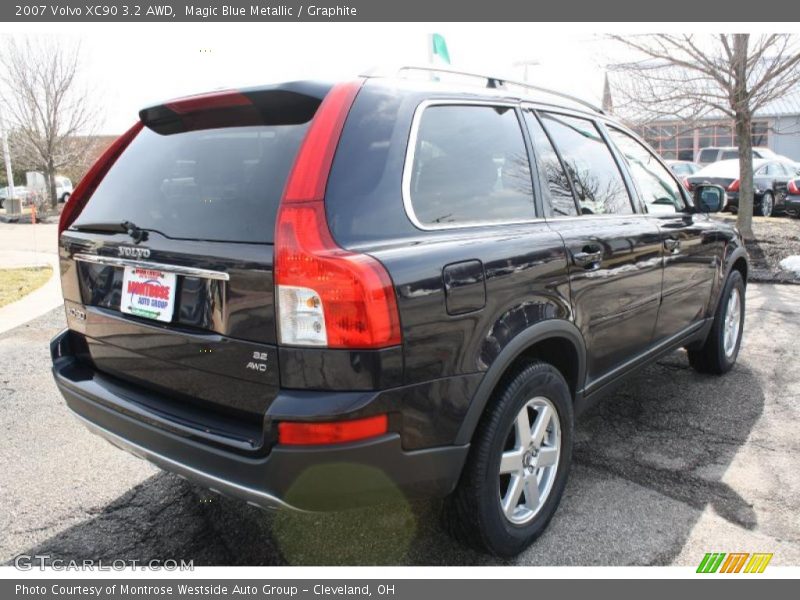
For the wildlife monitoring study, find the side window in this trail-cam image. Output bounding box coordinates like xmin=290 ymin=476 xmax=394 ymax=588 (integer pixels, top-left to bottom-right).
xmin=524 ymin=112 xmax=578 ymax=217
xmin=408 ymin=105 xmax=534 ymax=227
xmin=607 ymin=127 xmax=686 ymax=214
xmin=539 ymin=112 xmax=633 ymax=215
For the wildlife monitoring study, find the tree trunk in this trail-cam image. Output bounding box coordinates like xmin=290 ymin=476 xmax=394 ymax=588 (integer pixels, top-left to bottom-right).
xmin=46 ymin=160 xmax=57 ymax=210
xmin=732 ymin=34 xmax=755 ymax=241
xmin=735 ymin=109 xmax=755 ymax=239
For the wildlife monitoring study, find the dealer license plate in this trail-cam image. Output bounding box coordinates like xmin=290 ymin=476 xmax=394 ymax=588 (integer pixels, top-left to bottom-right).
xmin=120 ymin=266 xmax=177 ymax=323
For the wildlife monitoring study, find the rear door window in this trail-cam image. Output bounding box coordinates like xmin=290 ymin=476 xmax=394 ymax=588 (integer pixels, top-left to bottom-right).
xmin=407 ymin=104 xmax=535 ymax=227
xmin=539 ymin=112 xmax=633 ymax=215
xmin=524 ymin=112 xmax=578 ymax=217
xmin=73 ymin=124 xmax=308 ymax=243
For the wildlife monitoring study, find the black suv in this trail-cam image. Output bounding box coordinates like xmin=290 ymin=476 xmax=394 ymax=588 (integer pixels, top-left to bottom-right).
xmin=50 ymin=69 xmax=748 ymax=557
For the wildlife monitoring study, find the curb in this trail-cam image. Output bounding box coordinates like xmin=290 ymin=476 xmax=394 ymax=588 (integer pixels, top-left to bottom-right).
xmin=0 ymin=252 xmax=62 ymax=335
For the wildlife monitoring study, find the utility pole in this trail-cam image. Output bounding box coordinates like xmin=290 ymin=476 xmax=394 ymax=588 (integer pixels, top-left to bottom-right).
xmin=0 ymin=106 xmax=14 ymax=204
xmin=513 ymin=59 xmax=541 ymax=82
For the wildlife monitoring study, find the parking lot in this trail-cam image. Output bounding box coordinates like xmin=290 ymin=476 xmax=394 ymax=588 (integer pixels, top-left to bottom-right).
xmin=1 ymin=281 xmax=798 ymax=566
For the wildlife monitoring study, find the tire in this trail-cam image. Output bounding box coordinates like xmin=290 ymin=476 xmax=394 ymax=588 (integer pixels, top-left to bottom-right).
xmin=444 ymin=361 xmax=573 ymax=557
xmin=759 ymin=192 xmax=774 ymax=217
xmin=688 ymin=270 xmax=745 ymax=375
xmin=60 ymin=193 xmax=70 ymax=204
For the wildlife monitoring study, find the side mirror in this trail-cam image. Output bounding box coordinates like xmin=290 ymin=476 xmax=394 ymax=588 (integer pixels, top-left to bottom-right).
xmin=693 ymin=184 xmax=726 ymax=213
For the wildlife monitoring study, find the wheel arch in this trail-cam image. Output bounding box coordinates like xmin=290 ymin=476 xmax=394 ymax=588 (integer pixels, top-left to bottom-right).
xmin=454 ymin=320 xmax=586 ymax=445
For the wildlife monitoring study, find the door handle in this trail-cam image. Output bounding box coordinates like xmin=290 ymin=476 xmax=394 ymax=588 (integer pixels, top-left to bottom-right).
xmin=572 ymin=248 xmax=603 ymax=269
xmin=664 ymin=238 xmax=681 ymax=253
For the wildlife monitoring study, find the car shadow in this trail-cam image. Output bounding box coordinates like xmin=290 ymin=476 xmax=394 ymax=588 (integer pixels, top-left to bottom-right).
xmin=13 ymin=352 xmax=764 ymax=566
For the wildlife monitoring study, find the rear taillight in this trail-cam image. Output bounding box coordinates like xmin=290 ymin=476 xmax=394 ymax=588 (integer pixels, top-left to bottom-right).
xmin=274 ymin=80 xmax=402 ymax=350
xmin=58 ymin=122 xmax=143 ymax=236
xmin=727 ymin=179 xmax=740 ymax=192
xmin=278 ymin=414 xmax=389 ymax=446
xmin=788 ymin=180 xmax=800 ymax=195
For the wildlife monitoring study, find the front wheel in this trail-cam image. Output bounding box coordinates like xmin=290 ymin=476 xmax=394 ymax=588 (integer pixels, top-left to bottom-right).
xmin=688 ymin=270 xmax=745 ymax=374
xmin=444 ymin=361 xmax=573 ymax=557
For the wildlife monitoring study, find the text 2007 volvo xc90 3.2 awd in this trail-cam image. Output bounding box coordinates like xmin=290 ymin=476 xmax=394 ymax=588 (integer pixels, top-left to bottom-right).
xmin=50 ymin=68 xmax=748 ymax=557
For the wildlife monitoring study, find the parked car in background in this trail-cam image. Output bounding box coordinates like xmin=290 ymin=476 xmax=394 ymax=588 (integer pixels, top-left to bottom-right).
xmin=785 ymin=178 xmax=800 ymax=218
xmin=666 ymin=160 xmax=701 ymax=189
xmin=0 ymin=185 xmax=32 ymax=209
xmin=696 ymin=146 xmax=776 ymax=166
xmin=56 ymin=176 xmax=73 ymax=203
xmin=776 ymin=158 xmax=800 ymax=176
xmin=686 ymin=158 xmax=794 ymax=216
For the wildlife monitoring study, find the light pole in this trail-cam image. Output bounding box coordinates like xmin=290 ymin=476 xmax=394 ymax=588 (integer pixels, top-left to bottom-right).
xmin=513 ymin=59 xmax=541 ymax=82
xmin=0 ymin=106 xmax=14 ymax=206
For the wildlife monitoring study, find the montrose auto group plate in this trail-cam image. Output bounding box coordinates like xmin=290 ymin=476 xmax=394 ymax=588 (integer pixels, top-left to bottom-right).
xmin=120 ymin=266 xmax=177 ymax=323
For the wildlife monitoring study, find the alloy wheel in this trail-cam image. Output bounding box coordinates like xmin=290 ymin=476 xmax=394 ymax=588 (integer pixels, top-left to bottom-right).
xmin=761 ymin=194 xmax=774 ymax=217
xmin=498 ymin=397 xmax=561 ymax=525
xmin=723 ymin=287 xmax=742 ymax=358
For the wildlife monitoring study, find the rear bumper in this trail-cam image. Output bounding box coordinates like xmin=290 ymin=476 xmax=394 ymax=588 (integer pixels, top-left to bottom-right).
xmin=51 ymin=329 xmax=469 ymax=512
xmin=785 ymin=196 xmax=800 ymax=216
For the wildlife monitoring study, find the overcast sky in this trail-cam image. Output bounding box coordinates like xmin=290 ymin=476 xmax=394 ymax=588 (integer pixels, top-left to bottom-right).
xmin=0 ymin=23 xmax=786 ymax=134
xmin=1 ymin=23 xmax=617 ymax=133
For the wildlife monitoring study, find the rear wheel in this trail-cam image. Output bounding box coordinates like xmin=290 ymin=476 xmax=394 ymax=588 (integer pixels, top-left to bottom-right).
xmin=444 ymin=361 xmax=573 ymax=557
xmin=688 ymin=270 xmax=745 ymax=374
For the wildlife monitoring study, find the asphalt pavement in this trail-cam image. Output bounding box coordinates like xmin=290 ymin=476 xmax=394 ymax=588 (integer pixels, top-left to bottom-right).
xmin=1 ymin=283 xmax=798 ymax=566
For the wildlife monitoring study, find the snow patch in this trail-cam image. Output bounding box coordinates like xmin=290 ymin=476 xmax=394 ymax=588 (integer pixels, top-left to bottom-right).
xmin=779 ymin=255 xmax=800 ymax=275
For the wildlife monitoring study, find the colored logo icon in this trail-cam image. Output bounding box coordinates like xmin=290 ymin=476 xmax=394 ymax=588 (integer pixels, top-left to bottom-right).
xmin=697 ymin=552 xmax=773 ymax=573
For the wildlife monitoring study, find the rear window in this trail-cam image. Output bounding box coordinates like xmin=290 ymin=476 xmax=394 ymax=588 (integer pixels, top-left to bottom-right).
xmin=670 ymin=163 xmax=691 ymax=175
xmin=74 ymin=124 xmax=308 ymax=243
xmin=721 ymin=150 xmax=738 ymax=160
xmin=698 ymin=149 xmax=718 ymax=163
xmin=407 ymin=105 xmax=534 ymax=227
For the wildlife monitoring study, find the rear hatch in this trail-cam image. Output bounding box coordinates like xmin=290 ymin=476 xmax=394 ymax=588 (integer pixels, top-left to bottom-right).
xmin=59 ymin=84 xmax=329 ymax=447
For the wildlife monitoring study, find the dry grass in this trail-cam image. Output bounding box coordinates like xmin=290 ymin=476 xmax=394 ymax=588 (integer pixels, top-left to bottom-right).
xmin=717 ymin=214 xmax=800 ymax=283
xmin=0 ymin=266 xmax=53 ymax=308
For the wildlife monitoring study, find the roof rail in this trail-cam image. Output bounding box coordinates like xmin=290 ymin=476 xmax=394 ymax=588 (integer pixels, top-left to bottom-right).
xmin=362 ymin=65 xmax=604 ymax=115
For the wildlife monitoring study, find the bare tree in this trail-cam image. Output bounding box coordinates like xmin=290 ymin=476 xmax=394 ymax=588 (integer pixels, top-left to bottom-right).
xmin=0 ymin=36 xmax=100 ymax=209
xmin=608 ymin=34 xmax=800 ymax=240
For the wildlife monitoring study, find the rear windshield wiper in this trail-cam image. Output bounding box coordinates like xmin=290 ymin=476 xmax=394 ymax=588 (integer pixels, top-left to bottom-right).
xmin=72 ymin=221 xmax=149 ymax=243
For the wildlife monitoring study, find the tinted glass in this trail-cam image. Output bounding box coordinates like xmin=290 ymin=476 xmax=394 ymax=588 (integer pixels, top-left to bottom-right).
xmin=409 ymin=105 xmax=534 ymax=226
xmin=721 ymin=150 xmax=739 ymax=160
xmin=74 ymin=124 xmax=308 ymax=243
xmin=539 ymin=113 xmax=632 ymax=215
xmin=525 ymin=112 xmax=577 ymax=216
xmin=671 ymin=163 xmax=691 ymax=175
xmin=698 ymin=149 xmax=717 ymax=163
xmin=608 ymin=128 xmax=685 ymax=214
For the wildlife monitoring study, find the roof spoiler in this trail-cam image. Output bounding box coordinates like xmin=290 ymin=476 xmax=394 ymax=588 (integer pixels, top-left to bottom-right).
xmin=139 ymin=81 xmax=332 ymax=135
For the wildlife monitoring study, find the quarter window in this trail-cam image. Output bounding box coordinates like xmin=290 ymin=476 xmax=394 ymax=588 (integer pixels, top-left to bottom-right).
xmin=408 ymin=105 xmax=534 ymax=227
xmin=608 ymin=128 xmax=685 ymax=214
xmin=525 ymin=112 xmax=578 ymax=217
xmin=539 ymin=113 xmax=632 ymax=215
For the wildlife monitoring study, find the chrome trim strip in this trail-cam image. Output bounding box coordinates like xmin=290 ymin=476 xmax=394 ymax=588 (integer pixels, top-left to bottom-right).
xmin=72 ymin=412 xmax=303 ymax=513
xmin=401 ymin=99 xmax=544 ymax=231
xmin=73 ymin=253 xmax=230 ymax=281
